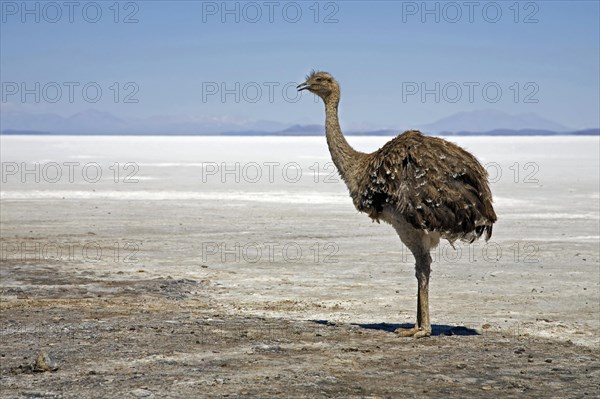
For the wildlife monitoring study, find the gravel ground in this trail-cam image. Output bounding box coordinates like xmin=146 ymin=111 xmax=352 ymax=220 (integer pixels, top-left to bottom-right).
xmin=1 ymin=264 xmax=598 ymax=399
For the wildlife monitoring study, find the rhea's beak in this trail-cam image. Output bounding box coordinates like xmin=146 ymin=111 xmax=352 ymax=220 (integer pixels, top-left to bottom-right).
xmin=297 ymin=82 xmax=311 ymax=91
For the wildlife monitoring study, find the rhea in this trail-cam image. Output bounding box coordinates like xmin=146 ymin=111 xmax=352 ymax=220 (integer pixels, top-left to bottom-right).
xmin=297 ymin=71 xmax=497 ymax=337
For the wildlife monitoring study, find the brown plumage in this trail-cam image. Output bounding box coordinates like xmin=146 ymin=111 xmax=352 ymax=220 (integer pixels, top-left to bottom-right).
xmin=298 ymin=71 xmax=497 ymax=337
xmin=356 ymin=130 xmax=496 ymax=243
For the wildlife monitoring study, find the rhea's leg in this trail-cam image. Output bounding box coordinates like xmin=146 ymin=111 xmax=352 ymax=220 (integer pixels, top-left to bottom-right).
xmin=395 ymin=288 xmax=420 ymax=337
xmin=413 ymin=254 xmax=431 ymax=338
xmin=395 ymin=252 xmax=431 ymax=338
xmin=388 ymin=214 xmax=436 ymax=338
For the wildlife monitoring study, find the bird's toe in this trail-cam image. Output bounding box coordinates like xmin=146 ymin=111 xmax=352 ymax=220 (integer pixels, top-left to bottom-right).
xmin=394 ymin=326 xmax=431 ymax=338
xmin=395 ymin=326 xmax=419 ymax=337
xmin=413 ymin=329 xmax=431 ymax=338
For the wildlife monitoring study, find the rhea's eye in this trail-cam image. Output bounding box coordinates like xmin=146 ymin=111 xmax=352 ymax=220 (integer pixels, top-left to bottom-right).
xmin=315 ymin=77 xmax=322 ymax=82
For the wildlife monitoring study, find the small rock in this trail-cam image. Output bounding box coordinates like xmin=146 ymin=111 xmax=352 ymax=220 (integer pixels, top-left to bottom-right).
xmin=482 ymin=323 xmax=492 ymax=329
xmin=32 ymin=350 xmax=58 ymax=372
xmin=545 ymin=358 xmax=553 ymax=363
xmin=481 ymin=385 xmax=493 ymax=391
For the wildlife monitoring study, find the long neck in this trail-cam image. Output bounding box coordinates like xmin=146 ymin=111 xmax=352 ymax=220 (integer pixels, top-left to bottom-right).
xmin=324 ymin=92 xmax=360 ymax=182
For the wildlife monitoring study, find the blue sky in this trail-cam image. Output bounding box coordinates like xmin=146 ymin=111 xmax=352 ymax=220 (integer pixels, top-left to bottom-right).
xmin=1 ymin=0 xmax=599 ymax=131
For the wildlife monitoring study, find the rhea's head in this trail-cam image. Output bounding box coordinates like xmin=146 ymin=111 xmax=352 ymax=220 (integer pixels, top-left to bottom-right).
xmin=297 ymin=70 xmax=339 ymax=100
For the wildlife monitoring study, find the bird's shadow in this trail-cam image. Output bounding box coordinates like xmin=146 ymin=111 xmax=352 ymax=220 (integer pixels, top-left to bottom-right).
xmin=310 ymin=320 xmax=479 ymax=337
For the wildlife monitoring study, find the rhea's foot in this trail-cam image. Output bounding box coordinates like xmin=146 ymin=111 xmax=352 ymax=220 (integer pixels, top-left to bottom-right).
xmin=395 ymin=326 xmax=431 ymax=338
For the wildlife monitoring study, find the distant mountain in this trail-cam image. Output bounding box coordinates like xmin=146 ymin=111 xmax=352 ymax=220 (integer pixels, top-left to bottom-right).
xmin=571 ymin=128 xmax=600 ymax=135
xmin=7 ymin=127 xmax=596 ymax=137
xmin=419 ymin=109 xmax=569 ymax=134
xmin=0 ymin=108 xmax=286 ymax=135
xmin=1 ymin=129 xmax=54 ymax=135
xmin=281 ymin=124 xmax=324 ymax=134
xmin=438 ymin=128 xmax=600 ymax=136
xmin=223 ymin=125 xmax=399 ymax=136
xmin=66 ymin=109 xmax=128 ymax=132
xmin=348 ymin=129 xmax=398 ymax=136
xmin=211 ymin=125 xmax=599 ymax=137
xmin=2 ymin=108 xmax=597 ymax=136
